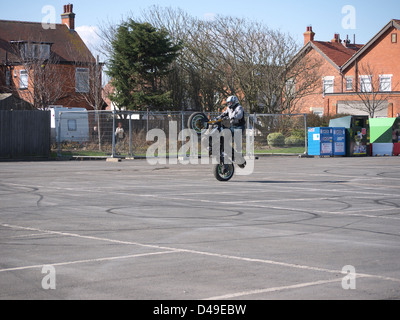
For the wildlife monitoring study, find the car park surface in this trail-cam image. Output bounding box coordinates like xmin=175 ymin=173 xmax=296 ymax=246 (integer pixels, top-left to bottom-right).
xmin=1 ymin=156 xmax=400 ymax=300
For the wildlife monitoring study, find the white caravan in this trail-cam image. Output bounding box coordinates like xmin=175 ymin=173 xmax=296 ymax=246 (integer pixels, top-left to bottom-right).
xmin=50 ymin=107 xmax=89 ymax=144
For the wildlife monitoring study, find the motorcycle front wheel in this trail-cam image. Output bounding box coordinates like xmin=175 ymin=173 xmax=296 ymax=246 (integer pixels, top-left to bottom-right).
xmin=213 ymin=163 xmax=235 ymax=182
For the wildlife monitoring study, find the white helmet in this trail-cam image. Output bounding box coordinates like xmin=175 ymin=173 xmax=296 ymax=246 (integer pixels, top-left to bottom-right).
xmin=226 ymin=96 xmax=239 ymax=109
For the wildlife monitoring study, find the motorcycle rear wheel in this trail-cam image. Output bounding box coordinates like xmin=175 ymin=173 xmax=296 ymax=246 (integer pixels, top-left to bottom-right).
xmin=188 ymin=112 xmax=209 ymax=135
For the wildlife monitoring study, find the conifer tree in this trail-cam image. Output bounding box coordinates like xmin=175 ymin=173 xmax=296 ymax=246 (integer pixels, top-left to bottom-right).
xmin=107 ymin=19 xmax=181 ymax=110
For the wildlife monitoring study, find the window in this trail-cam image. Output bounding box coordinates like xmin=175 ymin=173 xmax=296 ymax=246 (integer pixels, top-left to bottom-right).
xmin=323 ymin=76 xmax=334 ymax=95
xmin=379 ymin=75 xmax=392 ymax=92
xmin=360 ymin=75 xmax=372 ymax=92
xmin=22 ymin=43 xmax=51 ymax=60
xmin=68 ymin=119 xmax=77 ymax=131
xmin=312 ymin=108 xmax=324 ymax=118
xmin=39 ymin=44 xmax=51 ymax=60
xmin=392 ymin=33 xmax=397 ymax=44
xmin=345 ymin=77 xmax=353 ymax=91
xmin=75 ymin=68 xmax=89 ymax=93
xmin=19 ymin=70 xmax=28 ymax=89
xmin=286 ymin=79 xmax=296 ymax=97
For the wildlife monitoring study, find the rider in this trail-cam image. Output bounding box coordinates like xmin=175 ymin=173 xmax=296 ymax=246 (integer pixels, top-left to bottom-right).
xmin=219 ymin=96 xmax=246 ymax=168
xmin=220 ymin=96 xmax=245 ymax=134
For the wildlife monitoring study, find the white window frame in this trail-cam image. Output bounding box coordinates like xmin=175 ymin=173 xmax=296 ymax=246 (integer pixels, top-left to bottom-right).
xmin=360 ymin=75 xmax=372 ymax=92
xmin=323 ymin=76 xmax=334 ymax=95
xmin=345 ymin=76 xmax=353 ymax=91
xmin=286 ymin=79 xmax=296 ymax=97
xmin=311 ymin=108 xmax=324 ymax=118
xmin=379 ymin=74 xmax=392 ymax=92
xmin=75 ymin=68 xmax=89 ymax=93
xmin=19 ymin=70 xmax=28 ymax=89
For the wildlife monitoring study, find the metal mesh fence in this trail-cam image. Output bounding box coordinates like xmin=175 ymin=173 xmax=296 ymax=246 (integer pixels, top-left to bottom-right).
xmin=252 ymin=114 xmax=307 ymax=154
xmin=52 ymin=110 xmax=307 ymax=158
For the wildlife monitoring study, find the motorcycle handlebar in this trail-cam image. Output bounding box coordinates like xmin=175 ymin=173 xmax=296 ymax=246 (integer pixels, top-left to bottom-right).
xmin=208 ymin=117 xmax=225 ymax=124
xmin=208 ymin=114 xmax=229 ymax=124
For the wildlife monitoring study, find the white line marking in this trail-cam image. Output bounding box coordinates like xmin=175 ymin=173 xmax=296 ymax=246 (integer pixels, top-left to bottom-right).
xmin=0 ymin=251 xmax=176 ymax=273
xmin=205 ymin=272 xmax=400 ymax=300
xmin=2 ymin=223 xmax=400 ymax=286
xmin=0 ymin=223 xmax=176 ymax=249
xmin=0 ymin=233 xmax=52 ymax=239
xmin=204 ymin=278 xmax=344 ymax=300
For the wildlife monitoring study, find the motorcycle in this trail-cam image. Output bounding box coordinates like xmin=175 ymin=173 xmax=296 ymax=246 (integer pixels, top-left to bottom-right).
xmin=188 ymin=112 xmax=246 ymax=182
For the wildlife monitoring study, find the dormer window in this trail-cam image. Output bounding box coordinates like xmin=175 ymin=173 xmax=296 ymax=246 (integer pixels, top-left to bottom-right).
xmin=23 ymin=43 xmax=51 ymax=60
xmin=11 ymin=41 xmax=52 ymax=61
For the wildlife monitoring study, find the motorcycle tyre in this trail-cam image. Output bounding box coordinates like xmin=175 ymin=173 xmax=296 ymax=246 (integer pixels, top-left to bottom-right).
xmin=188 ymin=112 xmax=209 ymax=135
xmin=213 ymin=163 xmax=235 ymax=182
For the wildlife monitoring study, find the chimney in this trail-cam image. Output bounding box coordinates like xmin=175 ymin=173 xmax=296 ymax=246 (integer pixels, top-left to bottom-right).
xmin=303 ymin=26 xmax=315 ymax=45
xmin=331 ymin=33 xmax=341 ymax=43
xmin=343 ymin=35 xmax=350 ymax=47
xmin=61 ymin=4 xmax=75 ymax=30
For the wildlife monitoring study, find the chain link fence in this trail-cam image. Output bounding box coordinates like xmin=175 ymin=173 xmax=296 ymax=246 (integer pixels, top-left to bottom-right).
xmin=251 ymin=113 xmax=308 ymax=155
xmin=52 ymin=110 xmax=307 ymax=158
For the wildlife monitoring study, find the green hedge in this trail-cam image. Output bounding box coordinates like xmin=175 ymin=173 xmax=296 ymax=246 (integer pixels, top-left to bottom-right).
xmin=267 ymin=132 xmax=285 ymax=147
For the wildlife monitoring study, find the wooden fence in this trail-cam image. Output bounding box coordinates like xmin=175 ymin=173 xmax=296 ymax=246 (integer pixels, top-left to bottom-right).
xmin=0 ymin=110 xmax=51 ymax=159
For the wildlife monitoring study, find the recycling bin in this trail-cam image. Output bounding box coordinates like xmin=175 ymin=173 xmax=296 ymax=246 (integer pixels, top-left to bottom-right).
xmin=369 ymin=118 xmax=396 ymax=143
xmin=308 ymin=127 xmax=333 ymax=156
xmin=329 ymin=116 xmax=369 ymax=156
xmin=372 ymin=143 xmax=393 ymax=156
xmin=369 ymin=117 xmax=400 ymax=156
xmin=332 ymin=127 xmax=346 ymax=156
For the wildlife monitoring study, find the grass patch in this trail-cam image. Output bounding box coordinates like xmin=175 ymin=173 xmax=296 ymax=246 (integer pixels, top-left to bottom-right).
xmin=255 ymin=147 xmax=305 ymax=154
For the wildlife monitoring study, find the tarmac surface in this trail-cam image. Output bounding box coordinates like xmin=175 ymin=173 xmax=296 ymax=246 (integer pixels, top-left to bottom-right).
xmin=1 ymin=156 xmax=400 ymax=300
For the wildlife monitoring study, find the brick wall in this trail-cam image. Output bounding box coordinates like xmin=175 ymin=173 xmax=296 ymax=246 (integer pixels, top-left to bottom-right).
xmin=294 ymin=49 xmax=342 ymax=114
xmin=296 ymin=24 xmax=400 ymax=117
xmin=6 ymin=64 xmax=94 ymax=110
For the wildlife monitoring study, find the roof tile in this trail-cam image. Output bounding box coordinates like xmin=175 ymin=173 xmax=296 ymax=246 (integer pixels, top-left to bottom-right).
xmin=0 ymin=20 xmax=94 ymax=64
xmin=312 ymin=41 xmax=363 ymax=67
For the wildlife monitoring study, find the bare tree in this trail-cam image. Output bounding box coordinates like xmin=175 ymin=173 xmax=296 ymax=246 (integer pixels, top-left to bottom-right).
xmin=140 ymin=6 xmax=225 ymax=112
xmin=180 ymin=15 xmax=322 ymax=114
xmin=281 ymin=47 xmax=323 ymax=114
xmin=9 ymin=41 xmax=71 ymax=109
xmin=344 ymin=63 xmax=399 ymax=117
xmin=72 ymin=53 xmax=105 ymax=149
xmin=97 ymin=7 xmax=322 ymax=114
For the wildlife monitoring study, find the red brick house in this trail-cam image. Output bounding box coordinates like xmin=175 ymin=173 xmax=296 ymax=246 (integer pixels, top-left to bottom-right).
xmin=0 ymin=4 xmax=102 ymax=111
xmin=294 ymin=19 xmax=400 ymax=118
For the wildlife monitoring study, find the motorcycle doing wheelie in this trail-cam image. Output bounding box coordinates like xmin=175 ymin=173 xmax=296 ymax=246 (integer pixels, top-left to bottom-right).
xmin=188 ymin=112 xmax=246 ymax=182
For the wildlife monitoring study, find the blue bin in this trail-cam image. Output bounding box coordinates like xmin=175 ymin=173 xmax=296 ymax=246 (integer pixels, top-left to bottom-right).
xmin=332 ymin=128 xmax=346 ymax=156
xmin=308 ymin=127 xmax=333 ymax=156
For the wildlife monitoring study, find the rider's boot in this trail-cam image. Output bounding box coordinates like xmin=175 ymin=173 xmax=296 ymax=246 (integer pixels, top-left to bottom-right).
xmin=238 ymin=160 xmax=247 ymax=169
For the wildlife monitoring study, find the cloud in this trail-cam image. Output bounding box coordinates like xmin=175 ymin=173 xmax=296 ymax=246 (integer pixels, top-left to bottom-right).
xmin=76 ymin=25 xmax=102 ymax=56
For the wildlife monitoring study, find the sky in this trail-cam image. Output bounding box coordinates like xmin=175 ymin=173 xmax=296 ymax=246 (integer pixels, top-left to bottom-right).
xmin=1 ymin=0 xmax=400 ymax=60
